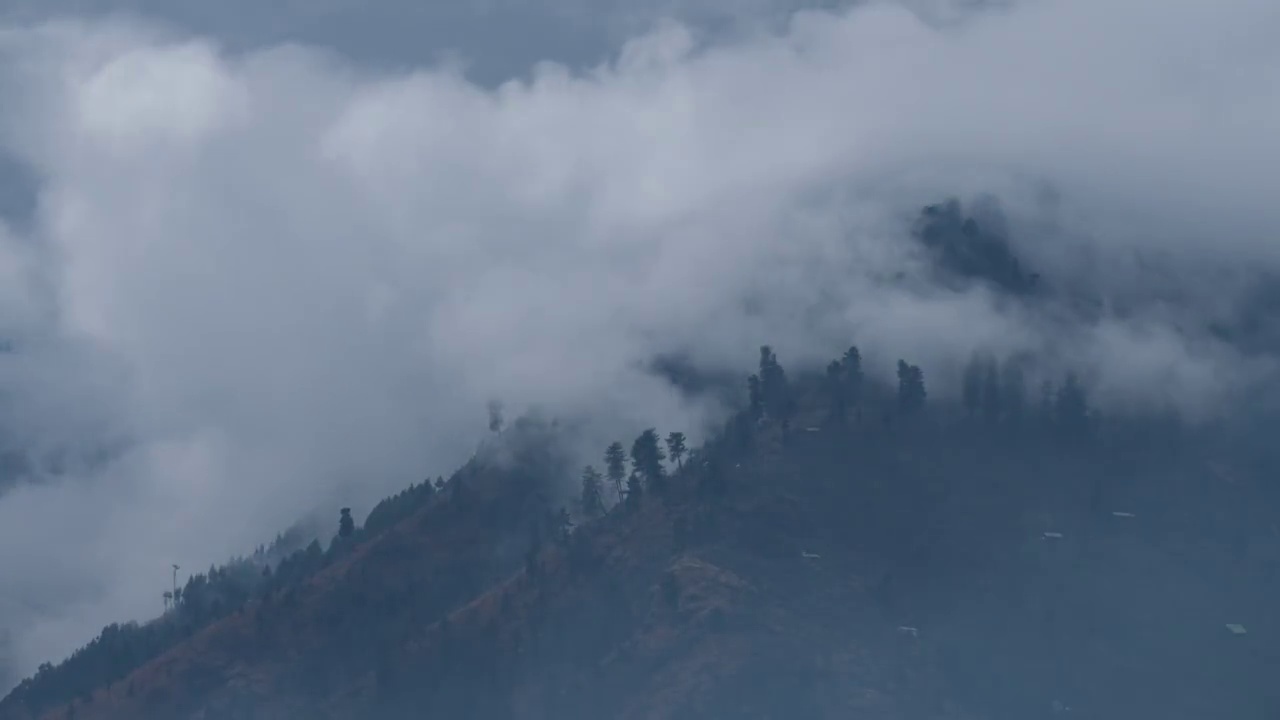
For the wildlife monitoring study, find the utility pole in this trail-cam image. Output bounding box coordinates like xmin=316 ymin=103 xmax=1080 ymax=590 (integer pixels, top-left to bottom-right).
xmin=172 ymin=564 xmax=180 ymax=598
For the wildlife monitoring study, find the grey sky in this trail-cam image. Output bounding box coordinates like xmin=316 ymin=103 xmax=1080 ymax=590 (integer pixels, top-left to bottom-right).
xmin=0 ymin=0 xmax=864 ymax=85
xmin=0 ymin=0 xmax=1278 ymax=693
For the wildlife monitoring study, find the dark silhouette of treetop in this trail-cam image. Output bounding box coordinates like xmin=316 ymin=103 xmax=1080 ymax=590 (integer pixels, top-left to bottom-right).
xmin=631 ymin=428 xmax=667 ymax=493
xmin=896 ymin=359 xmax=926 ymax=414
xmin=665 ymin=432 xmax=687 ymax=470
xmin=579 ymin=465 xmax=604 ymax=517
xmin=487 ymin=400 xmax=505 ymax=433
xmin=604 ymin=441 xmax=627 ymax=498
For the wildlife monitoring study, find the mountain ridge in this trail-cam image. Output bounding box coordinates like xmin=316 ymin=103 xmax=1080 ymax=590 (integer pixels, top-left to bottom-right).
xmin=4 ymin=335 xmax=1279 ymax=719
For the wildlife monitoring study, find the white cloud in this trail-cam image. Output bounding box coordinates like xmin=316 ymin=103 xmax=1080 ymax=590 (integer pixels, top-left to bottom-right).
xmin=0 ymin=0 xmax=1279 ymax=687
xmin=74 ymin=41 xmax=250 ymax=149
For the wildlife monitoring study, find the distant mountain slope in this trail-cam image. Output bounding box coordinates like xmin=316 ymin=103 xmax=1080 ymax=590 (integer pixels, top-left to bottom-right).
xmin=6 ymin=342 xmax=1280 ymax=719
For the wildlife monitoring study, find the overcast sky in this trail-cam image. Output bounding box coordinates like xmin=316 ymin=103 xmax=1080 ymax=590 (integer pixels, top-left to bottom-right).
xmin=0 ymin=0 xmax=1278 ymax=692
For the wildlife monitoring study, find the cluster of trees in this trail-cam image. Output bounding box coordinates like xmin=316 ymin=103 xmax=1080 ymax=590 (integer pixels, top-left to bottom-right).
xmin=578 ymin=429 xmax=689 ymax=518
xmin=748 ymin=346 xmax=795 ymax=429
xmin=958 ymin=353 xmax=1092 ymax=437
xmin=6 ymin=553 xmax=277 ymax=713
xmin=5 ymin=337 xmax=1105 ymax=718
xmin=574 ymin=341 xmax=1099 ymax=527
xmin=916 ymin=199 xmax=1041 ymax=296
xmin=824 ymin=346 xmax=865 ymax=424
xmin=961 ymin=353 xmax=1021 ymax=424
xmin=2 ymin=472 xmax=458 ymax=717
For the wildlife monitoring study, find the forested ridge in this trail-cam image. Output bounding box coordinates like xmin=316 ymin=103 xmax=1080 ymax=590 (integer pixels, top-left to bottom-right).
xmin=2 ymin=204 xmax=1278 ymax=719
xmin=1 ymin=320 xmax=1275 ymax=719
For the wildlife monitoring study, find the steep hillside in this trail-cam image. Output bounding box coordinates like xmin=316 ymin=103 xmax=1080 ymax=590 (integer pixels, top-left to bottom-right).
xmin=6 ymin=344 xmax=1280 ymax=719
xmin=20 ymin=438 xmax=974 ymax=720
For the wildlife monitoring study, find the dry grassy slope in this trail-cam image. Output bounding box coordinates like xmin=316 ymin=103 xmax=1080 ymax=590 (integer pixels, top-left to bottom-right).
xmin=336 ymin=473 xmax=969 ymax=720
xmin=35 ymin=436 xmax=972 ymax=720
xmin=21 ymin=403 xmax=1280 ymax=720
xmin=36 ymin=465 xmax=550 ymax=720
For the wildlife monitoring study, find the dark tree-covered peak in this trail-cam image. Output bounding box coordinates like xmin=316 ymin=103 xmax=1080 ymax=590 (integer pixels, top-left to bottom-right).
xmin=915 ymin=198 xmax=1040 ymax=297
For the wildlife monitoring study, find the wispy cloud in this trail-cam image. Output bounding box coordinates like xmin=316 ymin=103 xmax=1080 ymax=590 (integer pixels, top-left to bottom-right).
xmin=0 ymin=0 xmax=1278 ymax=687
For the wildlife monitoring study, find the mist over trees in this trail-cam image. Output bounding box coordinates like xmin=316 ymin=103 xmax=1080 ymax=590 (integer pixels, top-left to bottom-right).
xmin=3 ymin=327 xmax=1277 ymax=719
xmin=2 ymin=205 xmax=1277 ymax=720
xmin=0 ymin=0 xmax=1277 ymax=712
xmin=9 ymin=191 xmax=1280 ymax=720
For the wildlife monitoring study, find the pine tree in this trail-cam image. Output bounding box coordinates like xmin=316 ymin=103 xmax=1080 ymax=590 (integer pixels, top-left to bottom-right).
xmin=580 ymin=465 xmax=605 ymax=517
xmin=896 ymin=360 xmax=927 ymax=414
xmin=758 ymin=346 xmax=789 ymax=419
xmin=604 ymin=442 xmax=627 ymax=498
xmin=842 ymin=345 xmax=864 ymax=413
xmin=487 ymin=400 xmax=504 ymax=433
xmin=825 ymin=360 xmax=846 ymax=423
xmin=665 ymin=432 xmax=687 ymax=470
xmin=338 ymin=508 xmax=355 ymax=539
xmin=631 ymin=428 xmax=667 ymax=493
xmin=747 ymin=374 xmax=763 ymax=418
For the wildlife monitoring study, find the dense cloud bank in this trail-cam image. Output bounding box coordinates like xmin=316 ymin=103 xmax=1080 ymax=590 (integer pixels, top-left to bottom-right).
xmin=0 ymin=0 xmax=1278 ymax=690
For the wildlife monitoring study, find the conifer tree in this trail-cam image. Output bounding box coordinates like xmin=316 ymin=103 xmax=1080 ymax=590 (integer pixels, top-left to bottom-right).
xmin=842 ymin=345 xmax=864 ymax=412
xmin=747 ymin=374 xmax=763 ymax=418
xmin=604 ymin=442 xmax=627 ymax=498
xmin=487 ymin=400 xmax=504 ymax=433
xmin=580 ymin=465 xmax=605 ymax=517
xmin=758 ymin=346 xmax=789 ymax=419
xmin=665 ymin=432 xmax=687 ymax=470
xmin=631 ymin=428 xmax=667 ymax=493
xmin=896 ymin=360 xmax=927 ymax=414
xmin=826 ymin=360 xmax=846 ymax=423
